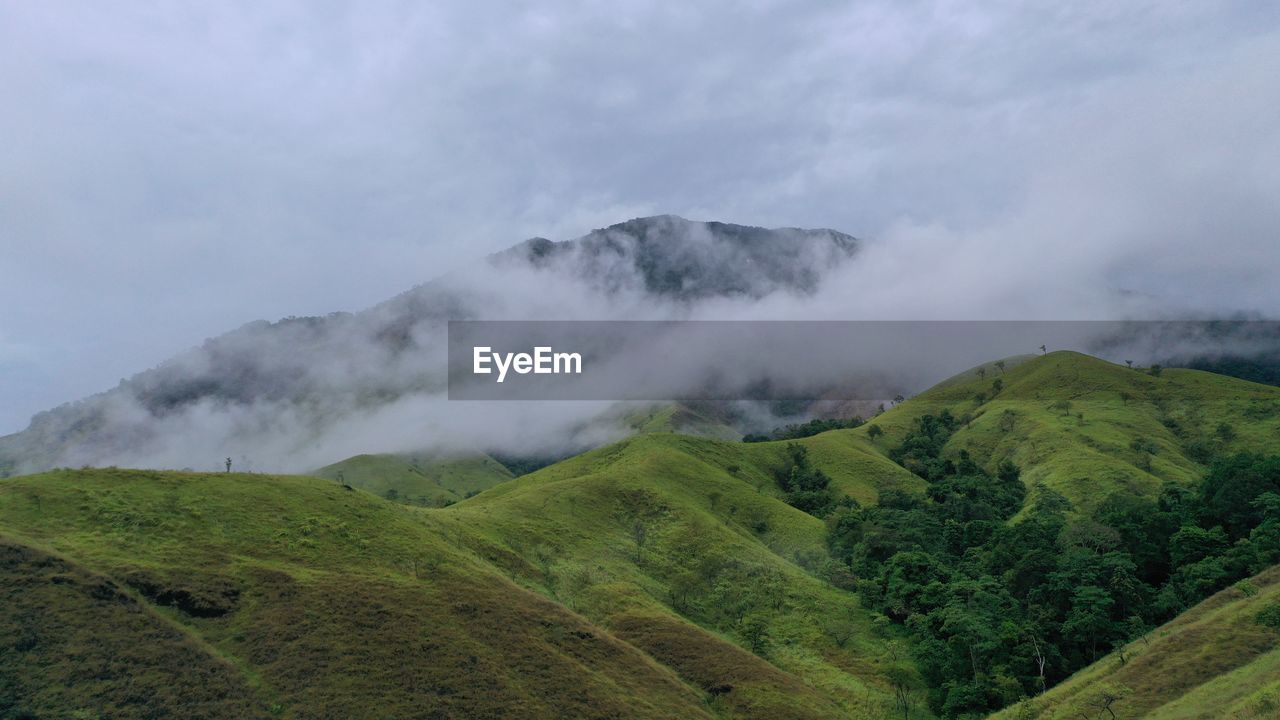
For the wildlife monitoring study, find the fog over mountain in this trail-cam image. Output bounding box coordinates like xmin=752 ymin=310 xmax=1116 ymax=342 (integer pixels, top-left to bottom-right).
xmin=6 ymin=212 xmax=1276 ymax=477
xmin=4 ymin=4 xmax=1280 ymax=473
xmin=5 ymin=4 xmax=1280 ymax=436
xmin=0 ymin=217 xmax=866 ymax=473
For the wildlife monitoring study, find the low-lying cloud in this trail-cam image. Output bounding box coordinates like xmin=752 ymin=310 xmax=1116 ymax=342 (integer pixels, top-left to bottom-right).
xmin=2 ymin=4 xmax=1279 ymax=472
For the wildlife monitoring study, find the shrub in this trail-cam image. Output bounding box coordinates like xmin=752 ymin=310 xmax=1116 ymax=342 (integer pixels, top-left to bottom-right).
xmin=1235 ymin=579 xmax=1260 ymax=597
xmin=1257 ymin=601 xmax=1280 ymax=629
xmin=1217 ymin=422 xmax=1237 ymax=442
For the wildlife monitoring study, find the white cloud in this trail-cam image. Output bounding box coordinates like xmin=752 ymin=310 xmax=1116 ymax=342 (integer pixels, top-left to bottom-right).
xmin=1 ymin=1 xmax=1278 ymax=433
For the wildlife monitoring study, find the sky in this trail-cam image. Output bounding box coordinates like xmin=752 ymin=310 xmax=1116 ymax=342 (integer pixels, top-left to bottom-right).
xmin=3 ymin=1 xmax=1280 ymax=434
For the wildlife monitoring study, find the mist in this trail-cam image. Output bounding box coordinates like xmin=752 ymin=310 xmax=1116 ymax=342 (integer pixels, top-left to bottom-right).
xmin=3 ymin=4 xmax=1279 ymax=473
xmin=5 ymin=212 xmax=1276 ymax=475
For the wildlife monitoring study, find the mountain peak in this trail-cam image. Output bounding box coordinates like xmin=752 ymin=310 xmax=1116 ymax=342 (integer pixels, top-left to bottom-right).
xmin=497 ymin=215 xmax=859 ymax=300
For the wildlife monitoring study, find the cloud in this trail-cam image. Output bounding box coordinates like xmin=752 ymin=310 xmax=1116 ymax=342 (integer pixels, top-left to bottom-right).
xmin=1 ymin=1 xmax=1278 ymax=435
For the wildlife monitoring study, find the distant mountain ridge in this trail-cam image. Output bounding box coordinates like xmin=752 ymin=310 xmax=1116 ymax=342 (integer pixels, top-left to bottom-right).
xmin=0 ymin=216 xmax=860 ymax=475
xmin=496 ymin=215 xmax=858 ymax=299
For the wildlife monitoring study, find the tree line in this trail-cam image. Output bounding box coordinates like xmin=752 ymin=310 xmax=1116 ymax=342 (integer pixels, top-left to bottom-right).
xmin=792 ymin=410 xmax=1280 ymax=718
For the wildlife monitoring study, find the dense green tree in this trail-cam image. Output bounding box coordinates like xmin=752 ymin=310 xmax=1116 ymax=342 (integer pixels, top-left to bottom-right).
xmin=773 ymin=443 xmax=838 ymax=517
xmin=1061 ymin=586 xmax=1114 ymax=662
xmin=830 ymin=417 xmax=1280 ymax=718
xmin=1168 ymin=525 xmax=1229 ymax=566
xmin=742 ymin=416 xmax=865 ymax=442
xmin=1199 ymin=454 xmax=1280 ymax=538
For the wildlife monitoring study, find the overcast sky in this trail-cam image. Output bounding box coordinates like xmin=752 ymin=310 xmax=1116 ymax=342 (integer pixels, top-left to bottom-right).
xmin=3 ymin=2 xmax=1280 ymax=433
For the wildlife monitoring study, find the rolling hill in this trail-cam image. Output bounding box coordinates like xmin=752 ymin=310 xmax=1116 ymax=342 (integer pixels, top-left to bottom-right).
xmin=311 ymin=451 xmax=515 ymax=506
xmin=0 ymin=470 xmax=730 ymax=719
xmin=865 ymin=351 xmax=1280 ymax=515
xmin=4 ymin=351 xmax=1280 ymax=719
xmin=0 ymin=434 xmax=924 ymax=718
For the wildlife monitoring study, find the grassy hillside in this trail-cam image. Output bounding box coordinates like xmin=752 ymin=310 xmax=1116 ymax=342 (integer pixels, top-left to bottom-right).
xmin=416 ymin=431 xmax=930 ymax=719
xmin=311 ymin=451 xmax=514 ymax=506
xmin=0 ymin=470 xmax=720 ymax=720
xmin=863 ymin=351 xmax=1280 ymax=514
xmin=0 ymin=431 xmax=926 ymax=719
xmin=990 ymin=565 xmax=1280 ymax=719
xmin=6 ymin=351 xmax=1277 ymax=719
xmin=834 ymin=351 xmax=1280 ymax=717
xmin=307 ymin=401 xmax=741 ymax=508
xmin=624 ymin=402 xmax=743 ymax=440
xmin=1 ymin=538 xmax=271 ymax=719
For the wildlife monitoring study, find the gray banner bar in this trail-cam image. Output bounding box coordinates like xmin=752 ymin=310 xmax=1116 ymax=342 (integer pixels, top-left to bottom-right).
xmin=446 ymin=320 xmax=1279 ymax=400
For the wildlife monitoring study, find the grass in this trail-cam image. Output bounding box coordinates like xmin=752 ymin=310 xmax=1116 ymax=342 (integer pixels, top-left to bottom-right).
xmin=5 ymin=351 xmax=1279 ymax=719
xmin=861 ymin=351 xmax=1280 ymax=514
xmin=990 ymin=566 xmax=1280 ymax=719
xmin=310 ymin=451 xmax=514 ymax=506
xmin=1 ymin=538 xmax=271 ymax=720
xmin=0 ymin=445 xmax=924 ymax=718
xmin=624 ymin=402 xmax=742 ymax=441
xmin=436 ymin=432 xmax=928 ymax=718
xmin=0 ymin=470 xmax=719 ymax=719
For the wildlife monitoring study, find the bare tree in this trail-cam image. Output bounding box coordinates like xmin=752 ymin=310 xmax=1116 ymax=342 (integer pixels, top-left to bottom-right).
xmin=886 ymin=666 xmax=916 ymax=720
xmin=1029 ymin=635 xmax=1048 ymax=695
xmin=1091 ymin=689 xmax=1122 ymax=720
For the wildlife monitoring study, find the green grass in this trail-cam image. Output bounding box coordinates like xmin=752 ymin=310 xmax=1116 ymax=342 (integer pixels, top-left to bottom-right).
xmin=0 ymin=469 xmax=719 ymax=720
xmin=1 ymin=538 xmax=271 ymax=720
xmin=623 ymin=402 xmax=743 ymax=440
xmin=437 ymin=432 xmax=928 ymax=718
xmin=311 ymin=451 xmax=514 ymax=506
xmin=861 ymin=351 xmax=1280 ymax=514
xmin=6 ymin=351 xmax=1279 ymax=719
xmin=990 ymin=565 xmax=1280 ymax=720
xmin=0 ymin=439 xmax=924 ymax=718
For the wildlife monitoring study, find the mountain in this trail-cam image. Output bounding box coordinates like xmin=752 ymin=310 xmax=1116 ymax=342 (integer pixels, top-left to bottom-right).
xmin=0 ymin=216 xmax=859 ymax=476
xmin=5 ymin=351 xmax=1280 ymax=719
xmin=497 ymin=215 xmax=858 ymax=300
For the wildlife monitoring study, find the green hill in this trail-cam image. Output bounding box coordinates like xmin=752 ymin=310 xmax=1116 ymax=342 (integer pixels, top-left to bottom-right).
xmin=307 ymin=403 xmax=741 ymax=508
xmin=311 ymin=451 xmax=514 ymax=506
xmin=865 ymin=351 xmax=1280 ymax=514
xmin=837 ymin=351 xmax=1280 ymax=717
xmin=990 ymin=565 xmax=1280 ymax=719
xmin=0 ymin=432 xmax=925 ymax=719
xmin=0 ymin=469 xmax=723 ymax=719
xmin=5 ymin=351 xmax=1280 ymax=719
xmin=437 ymin=432 xmax=928 ymax=718
xmin=623 ymin=402 xmax=743 ymax=440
